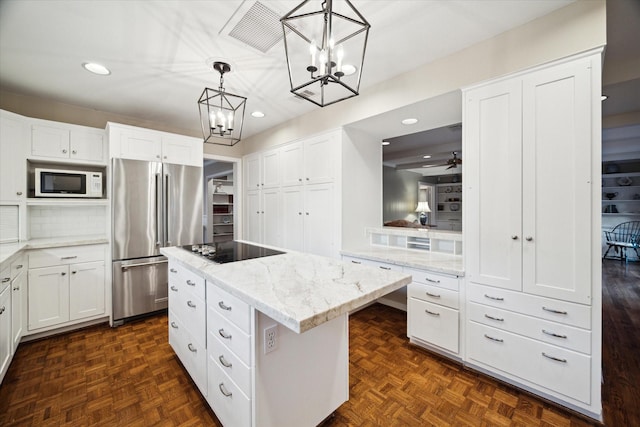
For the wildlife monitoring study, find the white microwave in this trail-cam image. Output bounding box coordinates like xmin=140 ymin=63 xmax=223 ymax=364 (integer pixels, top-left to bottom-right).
xmin=35 ymin=168 xmax=103 ymax=198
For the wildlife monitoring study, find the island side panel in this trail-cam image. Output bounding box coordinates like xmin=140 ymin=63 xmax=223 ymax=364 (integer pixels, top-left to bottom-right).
xmin=253 ymin=310 xmax=349 ymax=427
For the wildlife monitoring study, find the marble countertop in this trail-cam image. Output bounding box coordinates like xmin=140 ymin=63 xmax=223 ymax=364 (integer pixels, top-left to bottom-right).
xmin=161 ymin=246 xmax=412 ymax=334
xmin=341 ymin=246 xmax=464 ymax=276
xmin=0 ymin=235 xmax=109 ymax=269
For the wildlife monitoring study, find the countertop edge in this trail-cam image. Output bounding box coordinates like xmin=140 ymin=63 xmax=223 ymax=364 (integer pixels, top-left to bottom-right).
xmin=1 ymin=235 xmax=109 ymax=268
xmin=341 ymin=248 xmax=465 ymax=277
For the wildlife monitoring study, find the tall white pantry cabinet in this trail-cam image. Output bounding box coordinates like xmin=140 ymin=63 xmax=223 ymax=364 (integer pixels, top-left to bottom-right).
xmin=462 ymin=49 xmax=603 ymax=419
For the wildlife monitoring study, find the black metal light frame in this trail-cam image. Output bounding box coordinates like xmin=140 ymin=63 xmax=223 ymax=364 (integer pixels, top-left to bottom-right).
xmin=281 ymin=0 xmax=370 ymax=107
xmin=198 ymin=62 xmax=247 ymax=147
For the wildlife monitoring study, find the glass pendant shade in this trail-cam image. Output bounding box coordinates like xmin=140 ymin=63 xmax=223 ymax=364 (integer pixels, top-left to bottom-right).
xmin=198 ymin=62 xmax=247 ymax=147
xmin=281 ymin=0 xmax=370 ymax=107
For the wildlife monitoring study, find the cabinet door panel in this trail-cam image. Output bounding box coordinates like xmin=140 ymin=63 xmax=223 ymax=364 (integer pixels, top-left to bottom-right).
xmin=465 ymin=79 xmax=523 ymax=291
xmin=303 ymin=184 xmax=334 ymax=257
xmin=162 ymin=135 xmax=201 ymax=166
xmin=244 ymin=153 xmax=261 ymax=190
xmin=119 ymin=129 xmax=162 ymax=161
xmin=261 ymin=188 xmax=280 ymax=247
xmin=261 ymin=148 xmax=280 ymax=188
xmin=70 ymin=130 xmax=105 ymax=163
xmin=11 ymin=271 xmax=25 ymax=352
xmin=521 ymin=59 xmax=592 ymax=304
xmin=303 ymin=134 xmax=335 ymax=184
xmin=244 ymin=191 xmax=261 ymax=244
xmin=28 ymin=265 xmax=69 ymax=330
xmin=281 ymin=187 xmax=304 ymax=252
xmin=0 ymin=286 xmax=11 ymax=379
xmin=31 ymin=125 xmax=70 ymax=159
xmin=281 ymin=142 xmax=303 ymax=186
xmin=69 ymin=261 xmax=105 ymax=321
xmin=0 ymin=113 xmax=27 ymax=201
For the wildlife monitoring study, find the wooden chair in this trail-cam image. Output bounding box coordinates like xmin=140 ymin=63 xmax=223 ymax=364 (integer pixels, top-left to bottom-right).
xmin=603 ymin=221 xmax=640 ymax=263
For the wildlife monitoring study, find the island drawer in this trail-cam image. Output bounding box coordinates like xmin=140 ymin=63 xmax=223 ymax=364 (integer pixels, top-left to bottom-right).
xmin=408 ymin=298 xmax=459 ymax=353
xmin=207 ymin=283 xmax=251 ymax=334
xmin=171 ymin=291 xmax=206 ymax=348
xmin=169 ymin=262 xmax=205 ymax=301
xmin=408 ymin=282 xmax=459 ymax=309
xmin=468 ymin=302 xmax=591 ymax=354
xmin=169 ymin=309 xmax=207 ymax=396
xmin=404 ymin=267 xmax=459 ymax=291
xmin=209 ymin=337 xmax=251 ymax=397
xmin=208 ymin=307 xmax=251 ymax=366
xmin=208 ymin=356 xmax=251 ymax=427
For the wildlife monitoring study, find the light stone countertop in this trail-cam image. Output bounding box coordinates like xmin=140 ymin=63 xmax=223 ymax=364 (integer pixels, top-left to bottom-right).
xmin=161 ymin=246 xmax=412 ymax=334
xmin=0 ymin=235 xmax=109 ymax=269
xmin=341 ymin=246 xmax=464 ymax=276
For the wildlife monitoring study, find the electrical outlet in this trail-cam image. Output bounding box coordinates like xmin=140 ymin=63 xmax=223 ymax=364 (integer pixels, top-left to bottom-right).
xmin=264 ymin=325 xmax=278 ymax=354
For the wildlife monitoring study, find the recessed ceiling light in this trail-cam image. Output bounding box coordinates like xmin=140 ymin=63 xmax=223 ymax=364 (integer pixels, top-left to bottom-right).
xmin=402 ymin=118 xmax=418 ymax=125
xmin=382 ymin=141 xmax=390 ymax=146
xmin=251 ymin=111 xmax=265 ymax=118
xmin=601 ymin=94 xmax=608 ymax=101
xmin=342 ymin=64 xmax=357 ymax=76
xmin=423 ymin=155 xmax=431 ymax=159
xmin=82 ymin=62 xmax=111 ymax=75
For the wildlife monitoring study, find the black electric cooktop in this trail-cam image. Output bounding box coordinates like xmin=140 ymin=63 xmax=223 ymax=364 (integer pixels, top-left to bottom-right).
xmin=181 ymin=241 xmax=284 ymax=264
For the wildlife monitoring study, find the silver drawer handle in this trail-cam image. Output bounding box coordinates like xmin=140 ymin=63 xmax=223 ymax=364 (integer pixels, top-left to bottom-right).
xmin=170 ymin=321 xmax=178 ymax=329
xmin=484 ymin=334 xmax=504 ymax=343
xmin=542 ymin=352 xmax=567 ymax=363
xmin=542 ymin=329 xmax=567 ymax=339
xmin=484 ymin=294 xmax=504 ymax=301
xmin=425 ymin=292 xmax=441 ymax=298
xmin=170 ymin=286 xmax=178 ymax=292
xmin=218 ymin=329 xmax=232 ymax=339
xmin=186 ymin=280 xmax=196 ymax=287
xmin=425 ymin=277 xmax=440 ymax=284
xmin=187 ymin=300 xmax=196 ymax=308
xmin=350 ymin=260 xmax=362 ymax=264
xmin=379 ymin=266 xmax=391 ymax=270
xmin=187 ymin=343 xmax=197 ymax=353
xmin=542 ymin=306 xmax=567 ymax=315
xmin=484 ymin=314 xmax=504 ymax=322
xmin=60 ymin=256 xmax=78 ymax=260
xmin=218 ymin=301 xmax=232 ymax=311
xmin=219 ymin=383 xmax=232 ymax=397
xmin=61 ymin=272 xmax=67 ymax=276
xmin=170 ymin=268 xmax=177 ymax=273
xmin=424 ymin=309 xmax=440 ymax=316
xmin=15 ymin=264 xmax=23 ymax=269
xmin=219 ymin=355 xmax=232 ymax=368
xmin=1 ymin=278 xmax=9 ymax=283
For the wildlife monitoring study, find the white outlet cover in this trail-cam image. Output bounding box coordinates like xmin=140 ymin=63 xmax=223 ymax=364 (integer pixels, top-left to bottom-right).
xmin=264 ymin=324 xmax=278 ymax=354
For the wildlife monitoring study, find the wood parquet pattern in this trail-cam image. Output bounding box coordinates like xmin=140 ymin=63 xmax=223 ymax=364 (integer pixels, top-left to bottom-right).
xmin=0 ymin=261 xmax=637 ymax=426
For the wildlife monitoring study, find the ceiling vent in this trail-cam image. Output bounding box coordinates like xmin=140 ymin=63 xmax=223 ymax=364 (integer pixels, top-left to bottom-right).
xmin=226 ymin=2 xmax=286 ymax=53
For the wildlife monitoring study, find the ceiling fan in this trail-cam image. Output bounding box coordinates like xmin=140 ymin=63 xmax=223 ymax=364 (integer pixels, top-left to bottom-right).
xmin=423 ymin=151 xmax=462 ymax=169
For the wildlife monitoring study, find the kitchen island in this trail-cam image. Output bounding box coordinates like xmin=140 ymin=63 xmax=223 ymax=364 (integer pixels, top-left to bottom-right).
xmin=161 ymin=245 xmax=411 ymax=427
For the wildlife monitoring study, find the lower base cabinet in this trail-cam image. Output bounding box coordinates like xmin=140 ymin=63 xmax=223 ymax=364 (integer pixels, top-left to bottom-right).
xmin=0 ymin=283 xmax=12 ymax=383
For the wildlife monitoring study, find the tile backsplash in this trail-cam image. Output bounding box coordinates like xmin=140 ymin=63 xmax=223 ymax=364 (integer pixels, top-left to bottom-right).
xmin=29 ymin=206 xmax=107 ymax=238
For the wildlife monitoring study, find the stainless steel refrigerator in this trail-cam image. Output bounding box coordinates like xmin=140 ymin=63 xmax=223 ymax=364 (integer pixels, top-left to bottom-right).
xmin=111 ymin=158 xmax=202 ymax=324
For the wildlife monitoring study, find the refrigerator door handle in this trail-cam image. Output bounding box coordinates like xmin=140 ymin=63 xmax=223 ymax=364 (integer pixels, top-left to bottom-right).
xmin=165 ymin=173 xmax=171 ymax=246
xmin=155 ymin=172 xmax=162 ymax=246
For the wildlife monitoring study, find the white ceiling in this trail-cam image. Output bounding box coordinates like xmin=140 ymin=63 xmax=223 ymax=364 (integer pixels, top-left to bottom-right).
xmin=0 ymin=0 xmax=575 ymax=141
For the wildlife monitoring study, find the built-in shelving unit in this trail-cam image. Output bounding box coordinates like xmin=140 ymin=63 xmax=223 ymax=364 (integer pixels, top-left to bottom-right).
xmin=602 ymin=172 xmax=640 ymax=218
xmin=367 ymin=227 xmax=462 ymax=256
xmin=436 ymin=181 xmax=462 ymax=231
xmin=209 ymin=178 xmax=234 ymax=243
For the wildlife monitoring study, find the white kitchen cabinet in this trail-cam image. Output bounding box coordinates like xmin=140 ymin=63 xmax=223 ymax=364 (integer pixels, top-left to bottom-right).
xmin=280 ymin=133 xmax=337 ymax=187
xmin=463 ymin=50 xmax=602 ymax=418
xmin=0 ymin=282 xmax=12 ymax=383
xmin=261 ymin=188 xmax=280 ymax=247
xmin=245 ymin=190 xmax=261 ymax=244
xmin=281 ymin=186 xmax=304 ymax=252
xmin=27 ymin=244 xmax=107 ymax=332
xmin=303 ymin=183 xmax=334 ymax=258
xmin=108 ymin=122 xmax=202 ymax=166
xmin=244 ymin=148 xmax=280 ymax=191
xmin=0 ymin=110 xmax=27 ymax=202
xmin=10 ymin=255 xmax=26 ymax=352
xmin=31 ymin=123 xmax=106 ymax=164
xmin=245 ymin=153 xmax=261 ymax=190
xmin=280 ymin=142 xmax=303 ymax=187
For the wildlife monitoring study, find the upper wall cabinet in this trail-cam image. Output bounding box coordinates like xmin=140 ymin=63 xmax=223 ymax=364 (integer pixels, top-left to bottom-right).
xmin=30 ymin=123 xmax=106 ymax=165
xmin=0 ymin=110 xmax=27 ymax=202
xmin=108 ymin=123 xmax=202 ymax=167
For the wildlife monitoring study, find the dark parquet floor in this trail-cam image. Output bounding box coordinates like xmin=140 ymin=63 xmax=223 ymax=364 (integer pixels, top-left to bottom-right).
xmin=0 ymin=259 xmax=637 ymax=426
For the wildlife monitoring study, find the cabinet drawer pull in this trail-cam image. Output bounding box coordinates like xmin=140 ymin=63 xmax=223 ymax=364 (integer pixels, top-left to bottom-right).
xmin=1 ymin=278 xmax=9 ymax=283
xmin=542 ymin=329 xmax=567 ymax=339
xmin=72 ymin=150 xmax=77 ymax=154
xmin=484 ymin=294 xmax=504 ymax=301
xmin=350 ymin=260 xmax=362 ymax=264
xmin=424 ymin=309 xmax=440 ymax=316
xmin=60 ymin=256 xmax=78 ymax=260
xmin=15 ymin=264 xmax=23 ymax=269
xmin=170 ymin=321 xmax=178 ymax=329
xmin=170 ymin=286 xmax=178 ymax=292
xmin=511 ymin=235 xmax=518 ymax=240
xmin=425 ymin=292 xmax=441 ymax=298
xmin=186 ymin=280 xmax=196 ymax=287
xmin=218 ymin=301 xmax=232 ymax=311
xmin=484 ymin=314 xmax=504 ymax=322
xmin=218 ymin=329 xmax=232 ymax=339
xmin=219 ymin=383 xmax=232 ymax=397
xmin=542 ymin=306 xmax=567 ymax=315
xmin=0 ymin=307 xmax=5 ymax=315
xmin=379 ymin=266 xmax=391 ymax=270
xmin=187 ymin=343 xmax=197 ymax=353
xmin=170 ymin=268 xmax=177 ymax=273
xmin=186 ymin=300 xmax=196 ymax=308
xmin=219 ymin=355 xmax=232 ymax=368
xmin=484 ymin=334 xmax=504 ymax=343
xmin=525 ymin=236 xmax=533 ymax=242
xmin=61 ymin=272 xmax=67 ymax=276
xmin=62 ymin=149 xmax=68 ymax=154
xmin=542 ymin=352 xmax=567 ymax=363
xmin=425 ymin=277 xmax=440 ymax=284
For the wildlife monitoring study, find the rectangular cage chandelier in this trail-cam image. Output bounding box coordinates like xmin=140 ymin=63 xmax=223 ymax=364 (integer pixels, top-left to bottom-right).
xmin=281 ymin=0 xmax=370 ymax=108
xmin=198 ymin=61 xmax=247 ymax=146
